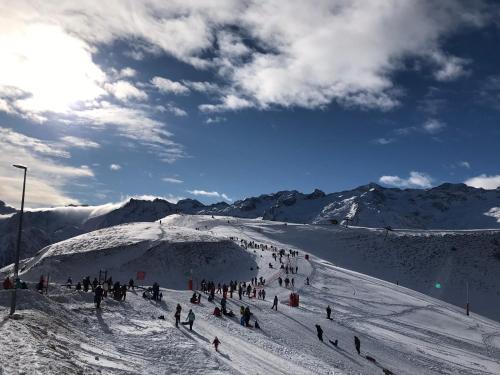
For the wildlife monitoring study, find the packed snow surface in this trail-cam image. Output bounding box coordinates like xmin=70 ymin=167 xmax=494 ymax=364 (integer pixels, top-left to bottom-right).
xmin=1 ymin=215 xmax=500 ymax=374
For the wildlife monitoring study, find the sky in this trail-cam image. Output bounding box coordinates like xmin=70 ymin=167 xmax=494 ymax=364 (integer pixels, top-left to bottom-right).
xmin=1 ymin=0 xmax=500 ymax=208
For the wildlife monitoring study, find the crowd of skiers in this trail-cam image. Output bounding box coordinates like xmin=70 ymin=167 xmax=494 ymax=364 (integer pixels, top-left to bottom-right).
xmin=199 ymin=277 xmax=267 ymax=302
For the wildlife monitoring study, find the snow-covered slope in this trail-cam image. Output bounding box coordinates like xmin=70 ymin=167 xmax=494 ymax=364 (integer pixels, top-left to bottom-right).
xmin=6 ymin=222 xmax=256 ymax=290
xmin=164 ymin=215 xmax=500 ymax=323
xmin=1 ymin=216 xmax=500 ymax=374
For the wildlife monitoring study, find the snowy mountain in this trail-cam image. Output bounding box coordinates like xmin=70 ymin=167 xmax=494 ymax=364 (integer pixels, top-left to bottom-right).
xmin=1 ymin=216 xmax=500 ymax=374
xmin=1 ymin=183 xmax=499 ymax=267
xmin=0 ymin=200 xmax=16 ymax=215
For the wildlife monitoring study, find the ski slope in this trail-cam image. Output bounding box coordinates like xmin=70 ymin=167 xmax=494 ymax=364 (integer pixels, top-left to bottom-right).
xmin=1 ymin=215 xmax=500 ymax=374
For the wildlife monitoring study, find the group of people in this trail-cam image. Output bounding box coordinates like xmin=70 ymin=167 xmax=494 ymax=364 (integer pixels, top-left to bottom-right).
xmin=174 ymin=303 xmax=196 ymax=330
xmin=2 ymin=276 xmax=28 ymax=290
xmin=315 ymin=324 xmax=362 ymax=355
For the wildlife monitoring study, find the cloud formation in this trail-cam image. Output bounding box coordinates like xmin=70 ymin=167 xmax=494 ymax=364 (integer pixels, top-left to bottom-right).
xmin=379 ymin=171 xmax=433 ymax=188
xmin=187 ymin=189 xmax=232 ymax=201
xmin=151 ymin=77 xmax=189 ymax=95
xmin=162 ymin=177 xmax=183 ymax=184
xmin=61 ymin=136 xmax=100 ymax=149
xmin=109 ymin=164 xmax=121 ymax=171
xmin=0 ymin=128 xmax=93 ymax=207
xmin=1 ymin=0 xmax=490 ymax=116
xmin=465 ymin=174 xmax=500 ymax=190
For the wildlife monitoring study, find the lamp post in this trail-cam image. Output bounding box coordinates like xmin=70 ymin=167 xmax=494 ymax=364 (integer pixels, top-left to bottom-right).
xmin=10 ymin=164 xmax=27 ymax=316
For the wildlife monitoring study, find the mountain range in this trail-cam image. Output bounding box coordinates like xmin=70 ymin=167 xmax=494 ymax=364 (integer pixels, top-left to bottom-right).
xmin=1 ymin=182 xmax=499 ymax=266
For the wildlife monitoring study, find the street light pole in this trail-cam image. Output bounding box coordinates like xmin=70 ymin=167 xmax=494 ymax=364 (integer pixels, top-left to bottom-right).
xmin=10 ymin=164 xmax=27 ymax=316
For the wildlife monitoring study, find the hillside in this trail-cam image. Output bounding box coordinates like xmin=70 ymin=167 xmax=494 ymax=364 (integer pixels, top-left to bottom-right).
xmin=1 ymin=217 xmax=500 ymax=374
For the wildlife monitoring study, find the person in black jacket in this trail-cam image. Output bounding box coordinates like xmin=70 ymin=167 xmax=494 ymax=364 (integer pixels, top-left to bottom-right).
xmin=316 ymin=325 xmax=323 ymax=342
xmin=94 ymin=285 xmax=103 ymax=309
xmin=354 ymin=336 xmax=361 ymax=355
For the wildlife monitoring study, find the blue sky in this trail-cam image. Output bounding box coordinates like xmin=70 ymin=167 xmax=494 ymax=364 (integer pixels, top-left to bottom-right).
xmin=1 ymin=1 xmax=500 ymax=208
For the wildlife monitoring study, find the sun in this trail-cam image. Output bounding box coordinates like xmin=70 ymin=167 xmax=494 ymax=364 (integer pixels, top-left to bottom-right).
xmin=0 ymin=22 xmax=106 ymax=115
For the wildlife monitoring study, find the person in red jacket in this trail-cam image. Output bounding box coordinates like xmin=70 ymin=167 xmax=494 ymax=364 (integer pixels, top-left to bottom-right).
xmin=3 ymin=276 xmax=12 ymax=289
xmin=212 ymin=337 xmax=220 ymax=352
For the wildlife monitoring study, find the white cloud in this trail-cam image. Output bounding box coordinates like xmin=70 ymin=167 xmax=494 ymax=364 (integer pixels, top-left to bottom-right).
xmin=0 ymin=128 xmax=94 ymax=207
xmin=0 ymin=128 xmax=69 ymax=158
xmin=199 ymin=95 xmax=253 ymax=113
xmin=118 ymin=67 xmax=137 ymax=78
xmin=104 ymin=80 xmax=148 ymax=102
xmin=458 ymin=161 xmax=471 ymax=169
xmin=431 ymin=51 xmax=469 ymax=82
xmin=151 ymin=77 xmax=189 ymax=95
xmin=187 ymin=189 xmax=232 ymax=201
xmin=422 ymin=118 xmax=446 ymax=134
xmin=109 ymin=164 xmax=121 ymax=171
xmin=162 ymin=177 xmax=183 ymax=184
xmin=206 ymin=116 xmax=226 ymax=124
xmin=379 ymin=171 xmax=433 ymax=189
xmin=71 ymin=102 xmax=187 ymax=163
xmin=372 ymin=137 xmax=395 ymax=145
xmin=156 ymin=104 xmax=188 ymax=117
xmin=61 ymin=136 xmax=100 ymax=149
xmin=183 ymin=81 xmax=220 ymax=93
xmin=465 ymin=174 xmax=500 ymax=190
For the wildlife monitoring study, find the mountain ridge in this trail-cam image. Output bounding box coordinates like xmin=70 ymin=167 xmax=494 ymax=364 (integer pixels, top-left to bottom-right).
xmin=0 ymin=182 xmax=499 ymax=266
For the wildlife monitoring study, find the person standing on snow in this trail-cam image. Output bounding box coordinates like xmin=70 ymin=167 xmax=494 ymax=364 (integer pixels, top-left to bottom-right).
xmin=212 ymin=337 xmax=220 ymax=352
xmin=174 ymin=304 xmax=182 ymax=328
xmin=94 ymin=284 xmax=103 ymax=309
xmin=271 ymin=295 xmax=278 ymax=311
xmin=315 ymin=325 xmax=324 ymax=342
xmin=326 ymin=305 xmax=332 ymax=320
xmin=183 ymin=309 xmax=195 ymax=331
xmin=354 ymin=336 xmax=361 ymax=355
xmin=3 ymin=276 xmax=12 ymax=289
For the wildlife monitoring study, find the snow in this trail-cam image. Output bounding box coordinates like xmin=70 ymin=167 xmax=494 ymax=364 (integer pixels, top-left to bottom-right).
xmin=1 ymin=215 xmax=500 ymax=374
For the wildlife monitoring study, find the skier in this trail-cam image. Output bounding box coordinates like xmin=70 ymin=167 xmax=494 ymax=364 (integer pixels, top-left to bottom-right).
xmin=316 ymin=325 xmax=323 ymax=342
xmin=94 ymin=284 xmax=103 ymax=309
xmin=174 ymin=304 xmax=182 ymax=327
xmin=291 ymin=278 xmax=295 ymax=288
xmin=261 ymin=289 xmax=266 ymax=300
xmin=354 ymin=336 xmax=361 ymax=355
xmin=92 ymin=277 xmax=98 ymax=292
xmin=278 ymin=277 xmax=283 ymax=287
xmin=66 ymin=277 xmax=72 ymax=288
xmin=254 ymin=320 xmax=260 ymax=329
xmin=128 ymin=278 xmax=135 ymax=290
xmin=326 ymin=305 xmax=332 ymax=320
xmin=75 ymin=282 xmax=82 ymax=291
xmin=306 ymin=277 xmax=310 ymax=285
xmin=271 ymin=295 xmax=278 ymax=311
xmin=212 ymin=337 xmax=220 ymax=352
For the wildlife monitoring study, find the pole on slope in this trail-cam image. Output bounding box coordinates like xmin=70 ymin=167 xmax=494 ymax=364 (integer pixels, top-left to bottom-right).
xmin=466 ymin=281 xmax=469 ymax=316
xmin=10 ymin=164 xmax=27 ymax=316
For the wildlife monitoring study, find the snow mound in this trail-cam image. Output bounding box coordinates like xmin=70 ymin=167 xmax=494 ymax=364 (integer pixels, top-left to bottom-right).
xmin=14 ymin=222 xmax=257 ymax=289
